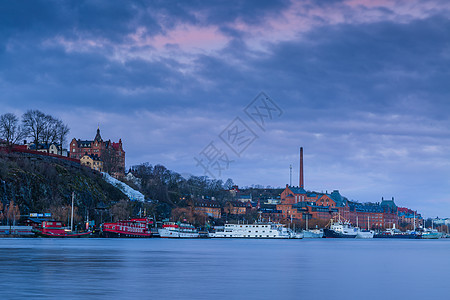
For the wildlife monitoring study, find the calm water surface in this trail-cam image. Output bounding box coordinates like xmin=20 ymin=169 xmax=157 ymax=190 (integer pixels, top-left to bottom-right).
xmin=1 ymin=238 xmax=449 ymax=299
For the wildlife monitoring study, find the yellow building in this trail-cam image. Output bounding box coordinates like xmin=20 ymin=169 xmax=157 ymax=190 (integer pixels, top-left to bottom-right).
xmin=80 ymin=153 xmax=103 ymax=172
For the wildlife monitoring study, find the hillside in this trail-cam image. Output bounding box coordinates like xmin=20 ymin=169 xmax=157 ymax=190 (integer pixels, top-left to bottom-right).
xmin=0 ymin=152 xmax=128 ymax=225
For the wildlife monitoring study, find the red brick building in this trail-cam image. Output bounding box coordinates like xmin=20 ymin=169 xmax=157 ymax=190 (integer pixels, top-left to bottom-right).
xmin=188 ymin=199 xmax=222 ymax=219
xmin=69 ymin=128 xmax=125 ymax=178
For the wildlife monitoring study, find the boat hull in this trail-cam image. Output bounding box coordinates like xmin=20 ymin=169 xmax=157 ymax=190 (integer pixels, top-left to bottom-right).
xmin=101 ymin=230 xmax=152 ymax=238
xmin=158 ymin=228 xmax=199 ymax=238
xmin=33 ymin=229 xmax=92 ymax=238
xmin=373 ymin=233 xmax=420 ymax=239
xmin=421 ymin=232 xmax=443 ymax=239
xmin=356 ymin=231 xmax=374 ymax=239
xmin=323 ymin=229 xmax=357 ymax=238
xmin=303 ymin=230 xmax=323 ymax=238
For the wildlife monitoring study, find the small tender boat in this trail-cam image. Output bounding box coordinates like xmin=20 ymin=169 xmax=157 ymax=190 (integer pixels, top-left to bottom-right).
xmin=101 ymin=218 xmax=154 ymax=238
xmin=158 ymin=222 xmax=200 ymax=238
xmin=32 ymin=221 xmax=92 ymax=238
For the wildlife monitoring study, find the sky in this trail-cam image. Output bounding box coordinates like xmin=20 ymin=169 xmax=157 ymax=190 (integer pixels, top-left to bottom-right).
xmin=1 ymin=0 xmax=450 ymax=217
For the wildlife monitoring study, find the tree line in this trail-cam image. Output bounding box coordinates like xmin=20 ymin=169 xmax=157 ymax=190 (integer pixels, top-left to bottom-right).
xmin=0 ymin=109 xmax=70 ymax=155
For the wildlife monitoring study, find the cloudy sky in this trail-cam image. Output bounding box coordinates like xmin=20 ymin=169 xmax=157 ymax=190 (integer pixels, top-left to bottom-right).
xmin=1 ymin=0 xmax=450 ymax=217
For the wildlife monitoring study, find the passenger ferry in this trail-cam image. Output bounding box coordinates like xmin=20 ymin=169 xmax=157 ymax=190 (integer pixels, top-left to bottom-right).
xmin=209 ymin=223 xmax=301 ymax=239
xmin=158 ymin=222 xmax=200 ymax=238
xmin=101 ymin=218 xmax=154 ymax=238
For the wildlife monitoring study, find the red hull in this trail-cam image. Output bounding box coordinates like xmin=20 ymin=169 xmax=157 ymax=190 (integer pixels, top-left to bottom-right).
xmin=101 ymin=218 xmax=154 ymax=238
xmin=33 ymin=220 xmax=92 ymax=238
xmin=33 ymin=229 xmax=92 ymax=238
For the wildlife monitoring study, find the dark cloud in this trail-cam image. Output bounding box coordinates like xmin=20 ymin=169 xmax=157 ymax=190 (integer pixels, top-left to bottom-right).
xmin=1 ymin=0 xmax=450 ymax=216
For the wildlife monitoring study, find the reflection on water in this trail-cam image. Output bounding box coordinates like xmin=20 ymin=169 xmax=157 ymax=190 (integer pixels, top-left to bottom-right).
xmin=1 ymin=239 xmax=449 ymax=299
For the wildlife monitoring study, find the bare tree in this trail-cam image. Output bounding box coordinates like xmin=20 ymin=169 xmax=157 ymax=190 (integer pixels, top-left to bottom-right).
xmin=0 ymin=113 xmax=25 ymax=148
xmin=6 ymin=200 xmax=20 ymax=226
xmin=56 ymin=120 xmax=70 ymax=155
xmin=41 ymin=115 xmax=59 ymax=152
xmin=109 ymin=200 xmax=130 ymax=222
xmin=22 ymin=109 xmax=47 ymax=148
xmin=0 ymin=202 xmax=4 ymax=225
xmin=102 ymin=146 xmax=120 ymax=175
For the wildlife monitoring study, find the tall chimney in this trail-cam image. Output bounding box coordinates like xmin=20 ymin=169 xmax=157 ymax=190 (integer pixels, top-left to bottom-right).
xmin=299 ymin=147 xmax=304 ymax=188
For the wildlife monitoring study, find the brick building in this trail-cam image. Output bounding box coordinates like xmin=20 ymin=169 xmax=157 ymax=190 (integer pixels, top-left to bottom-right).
xmin=69 ymin=128 xmax=125 ymax=178
xmin=188 ymin=199 xmax=222 ymax=219
xmin=398 ymin=207 xmax=423 ymax=228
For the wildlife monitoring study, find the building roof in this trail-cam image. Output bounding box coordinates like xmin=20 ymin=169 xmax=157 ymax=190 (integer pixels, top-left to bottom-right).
xmin=94 ymin=128 xmax=102 ymax=142
xmin=288 ymin=186 xmax=307 ymax=194
xmin=192 ymin=199 xmax=220 ymax=207
xmin=82 ymin=153 xmax=102 ymax=161
xmin=381 ymin=197 xmax=397 ymax=209
xmin=328 ymin=190 xmax=347 ymax=207
xmin=77 ymin=140 xmax=92 ymax=148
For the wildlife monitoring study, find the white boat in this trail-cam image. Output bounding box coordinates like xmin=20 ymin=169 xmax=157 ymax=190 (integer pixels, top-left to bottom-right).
xmin=302 ymin=229 xmax=324 ymax=238
xmin=158 ymin=222 xmax=200 ymax=238
xmin=356 ymin=229 xmax=374 ymax=239
xmin=302 ymin=215 xmax=323 ymax=238
xmin=421 ymin=228 xmax=443 ymax=239
xmin=209 ymin=223 xmax=301 ymax=239
xmin=324 ymin=219 xmax=357 ymax=238
xmin=355 ymin=216 xmax=374 ymax=238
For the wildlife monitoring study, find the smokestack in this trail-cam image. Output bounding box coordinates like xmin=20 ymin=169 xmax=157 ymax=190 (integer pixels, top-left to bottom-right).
xmin=299 ymin=147 xmax=304 ymax=188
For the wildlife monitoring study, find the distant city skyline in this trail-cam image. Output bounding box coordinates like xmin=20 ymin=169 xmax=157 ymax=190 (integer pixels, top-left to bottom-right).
xmin=1 ymin=0 xmax=449 ymax=217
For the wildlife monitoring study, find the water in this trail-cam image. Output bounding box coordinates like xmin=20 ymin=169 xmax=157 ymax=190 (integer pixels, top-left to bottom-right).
xmin=1 ymin=238 xmax=449 ymax=300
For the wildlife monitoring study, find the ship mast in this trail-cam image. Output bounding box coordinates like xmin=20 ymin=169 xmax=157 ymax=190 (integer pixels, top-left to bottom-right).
xmin=71 ymin=192 xmax=74 ymax=232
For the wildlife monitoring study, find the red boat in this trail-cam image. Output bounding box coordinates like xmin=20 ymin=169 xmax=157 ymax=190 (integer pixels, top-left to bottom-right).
xmin=32 ymin=221 xmax=92 ymax=238
xmin=101 ymin=218 xmax=154 ymax=238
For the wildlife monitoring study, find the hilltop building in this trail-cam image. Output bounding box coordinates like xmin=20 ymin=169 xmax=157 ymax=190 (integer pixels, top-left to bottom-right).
xmin=70 ymin=128 xmax=125 ymax=178
xmin=80 ymin=154 xmax=104 ymax=172
xmin=27 ymin=142 xmax=68 ymax=156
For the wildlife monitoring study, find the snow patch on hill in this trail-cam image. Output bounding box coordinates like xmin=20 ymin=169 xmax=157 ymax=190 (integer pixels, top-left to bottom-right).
xmin=102 ymin=172 xmax=146 ymax=202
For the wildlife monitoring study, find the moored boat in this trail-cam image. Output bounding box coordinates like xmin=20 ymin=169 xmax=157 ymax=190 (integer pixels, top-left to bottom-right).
xmin=209 ymin=223 xmax=300 ymax=239
xmin=373 ymin=227 xmax=420 ymax=239
xmin=158 ymin=222 xmax=200 ymax=238
xmin=356 ymin=229 xmax=374 ymax=239
xmin=302 ymin=229 xmax=324 ymax=238
xmin=101 ymin=218 xmax=154 ymax=238
xmin=421 ymin=229 xmax=443 ymax=239
xmin=323 ymin=219 xmax=357 ymax=238
xmin=32 ymin=221 xmax=92 ymax=238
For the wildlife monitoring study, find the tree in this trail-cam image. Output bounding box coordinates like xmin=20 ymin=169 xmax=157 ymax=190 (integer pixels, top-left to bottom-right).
xmin=56 ymin=120 xmax=70 ymax=155
xmin=109 ymin=200 xmax=130 ymax=222
xmin=0 ymin=202 xmax=4 ymax=225
xmin=22 ymin=109 xmax=47 ymax=147
xmin=41 ymin=115 xmax=59 ymax=151
xmin=223 ymin=178 xmax=234 ymax=190
xmin=171 ymin=207 xmax=207 ymax=226
xmin=6 ymin=200 xmax=20 ymax=226
xmin=0 ymin=113 xmax=25 ymax=147
xmin=49 ymin=205 xmax=81 ymax=225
